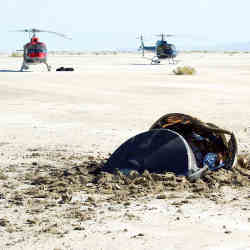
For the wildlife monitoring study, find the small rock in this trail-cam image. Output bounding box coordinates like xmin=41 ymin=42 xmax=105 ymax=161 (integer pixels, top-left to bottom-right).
xmin=137 ymin=233 xmax=144 ymax=236
xmin=74 ymin=226 xmax=85 ymax=231
xmin=26 ymin=219 xmax=37 ymax=225
xmin=86 ymin=183 xmax=94 ymax=187
xmin=131 ymin=233 xmax=144 ymax=238
xmin=86 ymin=196 xmax=95 ymax=203
xmin=0 ymin=217 xmax=10 ymax=227
xmin=156 ymin=194 xmax=167 ymax=199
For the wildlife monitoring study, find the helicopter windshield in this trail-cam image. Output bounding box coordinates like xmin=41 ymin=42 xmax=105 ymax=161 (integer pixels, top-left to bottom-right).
xmin=27 ymin=47 xmax=46 ymax=54
xmin=171 ymin=44 xmax=176 ymax=50
xmin=26 ymin=44 xmax=47 ymax=54
xmin=156 ymin=40 xmax=167 ymax=47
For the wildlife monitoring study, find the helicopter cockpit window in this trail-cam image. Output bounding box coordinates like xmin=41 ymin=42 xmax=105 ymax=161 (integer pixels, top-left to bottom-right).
xmin=171 ymin=45 xmax=176 ymax=50
xmin=27 ymin=45 xmax=46 ymax=54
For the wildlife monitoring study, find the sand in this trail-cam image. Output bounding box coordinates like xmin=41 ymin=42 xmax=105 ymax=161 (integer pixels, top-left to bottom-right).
xmin=0 ymin=52 xmax=250 ymax=250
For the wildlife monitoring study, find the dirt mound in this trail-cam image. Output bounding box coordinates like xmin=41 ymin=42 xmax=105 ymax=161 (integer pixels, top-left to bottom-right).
xmin=0 ymin=152 xmax=249 ymax=241
xmin=21 ymin=154 xmax=250 ymax=204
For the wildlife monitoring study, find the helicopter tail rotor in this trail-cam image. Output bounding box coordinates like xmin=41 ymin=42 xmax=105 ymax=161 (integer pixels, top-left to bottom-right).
xmin=136 ymin=34 xmax=145 ymax=57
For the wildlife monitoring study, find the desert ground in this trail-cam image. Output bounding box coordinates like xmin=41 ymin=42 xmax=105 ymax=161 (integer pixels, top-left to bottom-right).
xmin=0 ymin=52 xmax=250 ymax=250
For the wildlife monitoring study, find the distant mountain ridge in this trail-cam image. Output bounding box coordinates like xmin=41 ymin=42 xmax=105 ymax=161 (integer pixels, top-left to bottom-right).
xmin=179 ymin=42 xmax=250 ymax=52
xmin=214 ymin=42 xmax=250 ymax=51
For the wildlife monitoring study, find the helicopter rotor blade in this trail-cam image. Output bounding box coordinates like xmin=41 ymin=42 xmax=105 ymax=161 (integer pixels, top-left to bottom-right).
xmin=155 ymin=33 xmax=207 ymax=39
xmin=155 ymin=33 xmax=175 ymax=38
xmin=10 ymin=29 xmax=72 ymax=39
xmin=37 ymin=29 xmax=72 ymax=40
xmin=166 ymin=34 xmax=175 ymax=37
xmin=10 ymin=29 xmax=31 ymax=33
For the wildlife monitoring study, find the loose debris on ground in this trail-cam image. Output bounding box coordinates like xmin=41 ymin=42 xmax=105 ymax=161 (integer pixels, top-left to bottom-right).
xmin=1 ymin=151 xmax=250 ymax=207
xmin=0 ymin=150 xmax=249 ymax=247
xmin=25 ymin=153 xmax=250 ymax=198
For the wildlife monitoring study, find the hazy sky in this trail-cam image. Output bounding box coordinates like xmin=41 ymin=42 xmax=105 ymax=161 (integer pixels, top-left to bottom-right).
xmin=1 ymin=0 xmax=250 ymax=51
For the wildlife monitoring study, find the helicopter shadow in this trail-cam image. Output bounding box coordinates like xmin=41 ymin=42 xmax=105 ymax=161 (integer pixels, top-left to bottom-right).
xmin=0 ymin=69 xmax=31 ymax=72
xmin=129 ymin=63 xmax=166 ymax=66
xmin=130 ymin=59 xmax=182 ymax=66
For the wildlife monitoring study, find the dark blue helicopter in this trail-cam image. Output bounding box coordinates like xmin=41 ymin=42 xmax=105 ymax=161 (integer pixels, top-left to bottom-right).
xmin=138 ymin=33 xmax=177 ymax=64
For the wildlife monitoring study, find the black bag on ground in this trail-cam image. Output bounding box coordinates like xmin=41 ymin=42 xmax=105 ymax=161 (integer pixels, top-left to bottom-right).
xmin=56 ymin=67 xmax=74 ymax=71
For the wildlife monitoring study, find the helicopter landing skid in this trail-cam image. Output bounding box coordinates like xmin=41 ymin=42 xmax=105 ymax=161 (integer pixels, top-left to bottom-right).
xmin=20 ymin=62 xmax=51 ymax=72
xmin=151 ymin=57 xmax=161 ymax=64
xmin=45 ymin=63 xmax=52 ymax=71
xmin=168 ymin=58 xmax=177 ymax=64
xmin=20 ymin=63 xmax=29 ymax=72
